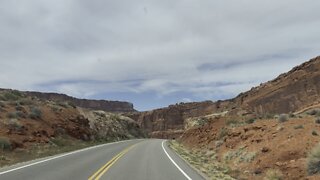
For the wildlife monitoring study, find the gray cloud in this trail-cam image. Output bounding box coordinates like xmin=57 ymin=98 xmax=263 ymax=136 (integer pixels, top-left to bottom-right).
xmin=0 ymin=0 xmax=319 ymax=109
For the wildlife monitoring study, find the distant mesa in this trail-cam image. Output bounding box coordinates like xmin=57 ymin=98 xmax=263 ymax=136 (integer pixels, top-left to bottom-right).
xmin=25 ymin=91 xmax=136 ymax=113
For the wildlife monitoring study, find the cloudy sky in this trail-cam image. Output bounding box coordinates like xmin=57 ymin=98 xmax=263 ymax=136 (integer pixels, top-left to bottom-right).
xmin=0 ymin=0 xmax=319 ymax=111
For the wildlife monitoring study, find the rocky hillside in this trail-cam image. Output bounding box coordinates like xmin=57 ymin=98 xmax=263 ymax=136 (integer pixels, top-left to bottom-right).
xmin=130 ymin=56 xmax=320 ymax=139
xmin=231 ymin=56 xmax=320 ymax=115
xmin=25 ymin=91 xmax=135 ymax=112
xmin=79 ymin=109 xmax=145 ymax=141
xmin=173 ymin=55 xmax=320 ymax=179
xmin=0 ymin=89 xmax=144 ymax=152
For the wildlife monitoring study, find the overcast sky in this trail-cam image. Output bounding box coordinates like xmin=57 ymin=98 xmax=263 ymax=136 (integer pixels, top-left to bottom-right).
xmin=0 ymin=0 xmax=319 ymax=110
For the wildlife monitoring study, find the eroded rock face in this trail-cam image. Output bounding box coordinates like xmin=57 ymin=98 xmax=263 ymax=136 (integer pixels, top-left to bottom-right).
xmin=232 ymin=56 xmax=320 ymax=114
xmin=25 ymin=91 xmax=135 ymax=112
xmin=129 ymin=56 xmax=320 ymax=138
xmin=127 ymin=101 xmax=216 ymax=138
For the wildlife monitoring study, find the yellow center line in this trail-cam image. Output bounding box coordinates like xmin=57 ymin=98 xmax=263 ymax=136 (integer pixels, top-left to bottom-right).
xmin=88 ymin=144 xmax=137 ymax=180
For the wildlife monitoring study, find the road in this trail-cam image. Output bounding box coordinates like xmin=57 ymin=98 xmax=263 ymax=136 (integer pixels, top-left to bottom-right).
xmin=0 ymin=139 xmax=204 ymax=180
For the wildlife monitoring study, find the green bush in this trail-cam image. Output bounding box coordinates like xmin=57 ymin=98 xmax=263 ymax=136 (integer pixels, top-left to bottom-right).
xmin=278 ymin=114 xmax=288 ymax=123
xmin=0 ymin=137 xmax=12 ymax=151
xmin=307 ymin=143 xmax=320 ymax=175
xmin=29 ymin=107 xmax=42 ymax=119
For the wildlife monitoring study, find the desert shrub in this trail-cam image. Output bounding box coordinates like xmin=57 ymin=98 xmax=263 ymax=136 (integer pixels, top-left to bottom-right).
xmin=307 ymin=143 xmax=320 ymax=175
xmin=238 ymin=152 xmax=257 ymax=163
xmin=7 ymin=111 xmax=25 ymax=119
xmin=15 ymin=105 xmax=24 ymax=111
xmin=315 ymin=118 xmax=320 ymax=124
xmin=223 ymin=146 xmax=256 ymax=163
xmin=278 ymin=114 xmax=288 ymax=123
xmin=18 ymin=98 xmax=33 ymax=105
xmin=29 ymin=107 xmax=42 ymax=119
xmin=312 ymin=130 xmax=318 ymax=136
xmin=264 ymin=169 xmax=283 ymax=180
xmin=265 ymin=114 xmax=274 ymax=119
xmin=7 ymin=112 xmax=18 ymax=119
xmin=217 ymin=128 xmax=228 ymax=140
xmin=289 ymin=113 xmax=296 ymax=118
xmin=307 ymin=109 xmax=320 ymax=116
xmin=0 ymin=101 xmax=5 ymax=107
xmin=1 ymin=91 xmax=21 ymax=101
xmin=293 ymin=125 xmax=304 ymax=129
xmin=226 ymin=119 xmax=238 ymax=126
xmin=57 ymin=102 xmax=69 ymax=108
xmin=0 ymin=137 xmax=11 ymax=151
xmin=215 ymin=140 xmax=224 ymax=148
xmin=246 ymin=118 xmax=256 ymax=124
xmin=8 ymin=119 xmax=23 ymax=131
xmin=50 ymin=137 xmax=70 ymax=147
xmin=67 ymin=101 xmax=77 ymax=108
xmin=51 ymin=105 xmax=62 ymax=112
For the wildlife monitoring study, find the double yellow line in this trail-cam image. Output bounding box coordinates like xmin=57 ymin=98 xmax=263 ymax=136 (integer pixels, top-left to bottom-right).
xmin=88 ymin=144 xmax=137 ymax=180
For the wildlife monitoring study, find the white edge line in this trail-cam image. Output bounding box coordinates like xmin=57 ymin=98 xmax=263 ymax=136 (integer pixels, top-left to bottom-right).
xmin=161 ymin=140 xmax=192 ymax=180
xmin=0 ymin=139 xmax=137 ymax=175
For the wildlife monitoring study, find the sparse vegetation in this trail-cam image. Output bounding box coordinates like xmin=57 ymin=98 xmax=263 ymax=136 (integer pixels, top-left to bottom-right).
xmin=0 ymin=101 xmax=5 ymax=107
xmin=315 ymin=118 xmax=320 ymax=124
xmin=245 ymin=118 xmax=256 ymax=124
xmin=226 ymin=119 xmax=238 ymax=126
xmin=7 ymin=112 xmax=18 ymax=119
xmin=15 ymin=105 xmax=24 ymax=111
xmin=293 ymin=125 xmax=304 ymax=129
xmin=18 ymin=98 xmax=33 ymax=105
xmin=218 ymin=127 xmax=228 ymax=140
xmin=29 ymin=107 xmax=42 ymax=119
xmin=0 ymin=91 xmax=22 ymax=101
xmin=307 ymin=143 xmax=320 ymax=175
xmin=278 ymin=114 xmax=288 ymax=123
xmin=7 ymin=119 xmax=23 ymax=131
xmin=57 ymin=101 xmax=69 ymax=108
xmin=67 ymin=101 xmax=77 ymax=108
xmin=312 ymin=130 xmax=318 ymax=136
xmin=289 ymin=113 xmax=296 ymax=118
xmin=168 ymin=140 xmax=233 ymax=179
xmin=307 ymin=109 xmax=320 ymax=116
xmin=223 ymin=146 xmax=256 ymax=163
xmin=265 ymin=114 xmax=274 ymax=119
xmin=0 ymin=137 xmax=12 ymax=151
xmin=264 ymin=169 xmax=283 ymax=180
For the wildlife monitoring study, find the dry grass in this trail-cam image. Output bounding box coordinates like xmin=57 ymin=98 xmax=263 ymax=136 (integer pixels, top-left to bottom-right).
xmin=0 ymin=137 xmax=112 ymax=168
xmin=168 ymin=140 xmax=234 ymax=180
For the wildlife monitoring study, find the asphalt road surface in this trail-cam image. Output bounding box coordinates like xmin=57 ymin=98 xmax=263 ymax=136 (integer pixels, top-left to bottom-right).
xmin=0 ymin=139 xmax=205 ymax=180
